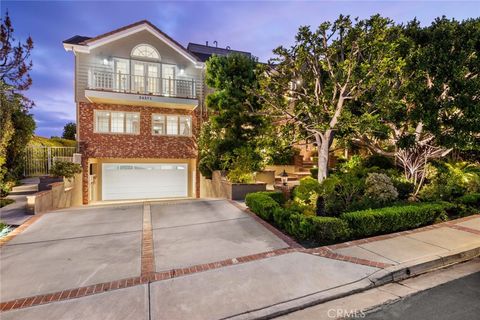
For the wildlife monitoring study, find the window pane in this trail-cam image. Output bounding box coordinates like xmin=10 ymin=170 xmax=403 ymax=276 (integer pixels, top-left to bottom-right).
xmin=111 ymin=112 xmax=125 ymax=133
xmin=179 ymin=116 xmax=191 ymax=136
xmin=152 ymin=114 xmax=165 ymax=135
xmin=166 ymin=116 xmax=178 ymax=135
xmin=131 ymin=44 xmax=160 ymax=59
xmin=126 ymin=113 xmax=140 ymax=134
xmin=95 ymin=111 xmax=110 ymax=132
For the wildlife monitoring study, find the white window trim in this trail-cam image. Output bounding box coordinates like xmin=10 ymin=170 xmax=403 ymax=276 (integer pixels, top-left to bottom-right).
xmin=131 ymin=43 xmax=160 ymax=61
xmin=151 ymin=114 xmax=192 ymax=137
xmin=94 ymin=110 xmax=140 ymax=135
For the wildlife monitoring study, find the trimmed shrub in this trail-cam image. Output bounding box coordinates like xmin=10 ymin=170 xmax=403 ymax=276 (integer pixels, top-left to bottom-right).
xmin=50 ymin=161 xmax=82 ymax=181
xmin=291 ymin=177 xmax=322 ymax=215
xmin=255 ymin=191 xmax=285 ymax=205
xmin=292 ymin=177 xmax=321 ymax=203
xmin=455 ymin=193 xmax=480 ymax=207
xmin=340 ymin=202 xmax=451 ymax=238
xmin=287 ymin=214 xmax=350 ymax=243
xmin=245 ymin=193 xmax=281 ymax=221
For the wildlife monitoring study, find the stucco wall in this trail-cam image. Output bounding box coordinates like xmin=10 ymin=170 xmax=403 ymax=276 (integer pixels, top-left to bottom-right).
xmin=26 ymin=174 xmax=82 ymax=215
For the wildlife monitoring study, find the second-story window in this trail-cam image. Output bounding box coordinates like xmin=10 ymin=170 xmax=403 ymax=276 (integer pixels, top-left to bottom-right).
xmin=152 ymin=114 xmax=191 ymax=136
xmin=95 ymin=110 xmax=140 ymax=134
xmin=131 ymin=44 xmax=160 ymax=60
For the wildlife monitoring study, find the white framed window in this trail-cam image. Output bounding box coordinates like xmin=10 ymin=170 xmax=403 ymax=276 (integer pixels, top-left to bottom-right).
xmin=95 ymin=111 xmax=110 ymax=133
xmin=152 ymin=114 xmax=165 ymax=135
xmin=111 ymin=112 xmax=125 ymax=133
xmin=166 ymin=115 xmax=178 ymax=135
xmin=179 ymin=116 xmax=191 ymax=136
xmin=94 ymin=110 xmax=140 ymax=134
xmin=131 ymin=44 xmax=160 ymax=60
xmin=152 ymin=114 xmax=192 ymax=136
xmin=125 ymin=113 xmax=140 ymax=133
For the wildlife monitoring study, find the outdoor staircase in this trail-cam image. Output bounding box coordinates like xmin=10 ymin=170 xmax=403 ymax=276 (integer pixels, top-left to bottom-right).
xmin=273 ymin=159 xmax=317 ymax=185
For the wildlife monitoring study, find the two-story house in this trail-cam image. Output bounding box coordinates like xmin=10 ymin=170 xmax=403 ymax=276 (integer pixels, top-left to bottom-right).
xmin=63 ymin=20 xmax=250 ymax=204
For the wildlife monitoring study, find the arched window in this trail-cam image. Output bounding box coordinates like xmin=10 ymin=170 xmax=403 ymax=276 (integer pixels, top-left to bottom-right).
xmin=131 ymin=44 xmax=160 ymax=59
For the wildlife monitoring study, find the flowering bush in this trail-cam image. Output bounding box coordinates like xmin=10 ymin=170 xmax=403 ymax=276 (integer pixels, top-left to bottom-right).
xmin=365 ymin=173 xmax=398 ymax=205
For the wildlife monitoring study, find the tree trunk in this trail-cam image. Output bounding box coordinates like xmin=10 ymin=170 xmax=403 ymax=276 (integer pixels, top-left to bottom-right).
xmin=315 ymin=130 xmax=333 ymax=182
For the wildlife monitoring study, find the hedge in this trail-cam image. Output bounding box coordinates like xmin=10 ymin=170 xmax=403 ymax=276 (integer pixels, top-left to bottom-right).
xmin=246 ymin=192 xmax=349 ymax=244
xmin=245 ymin=191 xmax=465 ymax=244
xmin=286 ymin=214 xmax=350 ymax=243
xmin=340 ymin=202 xmax=450 ymax=238
xmin=455 ymin=193 xmax=480 ymax=208
xmin=253 ymin=191 xmax=286 ymax=205
xmin=245 ymin=193 xmax=280 ymax=222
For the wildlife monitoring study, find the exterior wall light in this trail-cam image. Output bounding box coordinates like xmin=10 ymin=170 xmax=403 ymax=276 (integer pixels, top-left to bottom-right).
xmin=280 ymin=170 xmax=288 ymax=186
xmin=103 ymin=58 xmax=109 ymax=65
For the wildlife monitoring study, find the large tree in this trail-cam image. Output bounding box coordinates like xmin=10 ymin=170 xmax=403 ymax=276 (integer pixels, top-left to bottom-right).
xmin=0 ymin=12 xmax=34 ymax=184
xmin=350 ymin=17 xmax=480 ymax=194
xmin=62 ymin=122 xmax=76 ymax=140
xmin=258 ymin=15 xmax=403 ymax=181
xmin=199 ymin=53 xmax=265 ymax=179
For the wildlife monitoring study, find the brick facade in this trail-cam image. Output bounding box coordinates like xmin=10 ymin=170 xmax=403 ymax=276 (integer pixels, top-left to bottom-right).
xmin=78 ymin=102 xmax=200 ymax=204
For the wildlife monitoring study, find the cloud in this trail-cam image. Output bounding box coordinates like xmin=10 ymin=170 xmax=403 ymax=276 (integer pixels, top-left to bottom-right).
xmin=4 ymin=0 xmax=480 ymax=137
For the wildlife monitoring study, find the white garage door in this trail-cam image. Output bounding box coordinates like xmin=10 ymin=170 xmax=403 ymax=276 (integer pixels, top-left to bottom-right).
xmin=102 ymin=163 xmax=188 ymax=200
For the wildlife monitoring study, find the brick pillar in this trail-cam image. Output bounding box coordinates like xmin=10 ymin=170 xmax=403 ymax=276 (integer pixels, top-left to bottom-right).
xmin=81 ymin=156 xmax=89 ymax=205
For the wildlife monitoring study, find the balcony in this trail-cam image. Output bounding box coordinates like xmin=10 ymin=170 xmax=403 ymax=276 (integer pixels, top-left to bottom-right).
xmin=85 ymin=69 xmax=200 ymax=110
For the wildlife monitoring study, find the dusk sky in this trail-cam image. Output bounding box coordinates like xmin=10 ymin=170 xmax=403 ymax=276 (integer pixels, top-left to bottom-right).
xmin=3 ymin=1 xmax=480 ymax=138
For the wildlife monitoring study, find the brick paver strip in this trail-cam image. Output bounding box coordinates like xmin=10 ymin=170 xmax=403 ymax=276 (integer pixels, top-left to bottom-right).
xmin=140 ymin=202 xmax=155 ymax=276
xmin=0 ymin=214 xmax=44 ymax=247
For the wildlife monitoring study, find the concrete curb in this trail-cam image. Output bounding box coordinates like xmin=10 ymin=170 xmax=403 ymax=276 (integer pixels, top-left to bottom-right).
xmin=369 ymin=243 xmax=480 ymax=285
xmin=225 ymin=245 xmax=480 ymax=320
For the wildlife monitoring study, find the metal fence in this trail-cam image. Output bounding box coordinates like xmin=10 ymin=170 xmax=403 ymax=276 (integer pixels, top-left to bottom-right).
xmin=24 ymin=147 xmax=77 ymax=177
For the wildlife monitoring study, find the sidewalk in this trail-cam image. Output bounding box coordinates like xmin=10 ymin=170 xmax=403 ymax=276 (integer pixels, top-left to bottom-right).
xmin=1 ymin=214 xmax=479 ymax=320
xmin=0 ymin=177 xmax=39 ymax=226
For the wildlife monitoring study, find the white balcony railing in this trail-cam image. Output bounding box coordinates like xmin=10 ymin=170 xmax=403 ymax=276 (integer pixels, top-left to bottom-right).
xmin=88 ymin=69 xmax=198 ymax=99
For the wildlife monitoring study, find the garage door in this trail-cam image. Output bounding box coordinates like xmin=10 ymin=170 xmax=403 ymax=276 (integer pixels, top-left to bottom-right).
xmin=102 ymin=163 xmax=188 ymax=200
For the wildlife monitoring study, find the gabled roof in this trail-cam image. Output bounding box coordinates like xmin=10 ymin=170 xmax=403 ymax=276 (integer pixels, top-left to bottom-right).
xmin=63 ymin=35 xmax=91 ymax=45
xmin=63 ymin=20 xmax=202 ymax=66
xmin=187 ymin=42 xmax=252 ymax=62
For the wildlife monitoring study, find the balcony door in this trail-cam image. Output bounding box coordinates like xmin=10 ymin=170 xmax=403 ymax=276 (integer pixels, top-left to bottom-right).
xmin=114 ymin=58 xmax=129 ymax=92
xmin=162 ymin=64 xmax=176 ymax=96
xmin=132 ymin=61 xmax=160 ymax=94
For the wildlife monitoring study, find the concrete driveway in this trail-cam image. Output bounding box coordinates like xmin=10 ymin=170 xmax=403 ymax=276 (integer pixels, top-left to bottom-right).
xmin=1 ymin=204 xmax=144 ymax=301
xmin=0 ymin=199 xmax=288 ymax=303
xmin=150 ymin=199 xmax=288 ymax=271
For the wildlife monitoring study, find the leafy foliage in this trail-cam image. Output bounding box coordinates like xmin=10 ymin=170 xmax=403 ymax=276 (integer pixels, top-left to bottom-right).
xmin=50 ymin=161 xmax=82 ymax=181
xmin=0 ymin=12 xmax=35 ymax=189
xmin=291 ymin=177 xmax=321 ymax=214
xmin=62 ymin=122 xmax=76 ymax=140
xmin=199 ymin=54 xmax=265 ymax=179
xmin=419 ymin=161 xmax=480 ymax=201
xmin=364 ymin=173 xmax=398 ymax=205
xmin=341 ymin=202 xmax=452 ymax=238
xmin=351 ymin=18 xmax=480 ymax=193
xmin=258 ymin=15 xmax=403 ymax=180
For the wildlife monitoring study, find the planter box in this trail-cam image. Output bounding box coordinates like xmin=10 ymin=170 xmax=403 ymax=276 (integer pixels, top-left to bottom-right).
xmin=229 ymin=181 xmax=267 ymax=200
xmin=200 ymin=171 xmax=266 ymax=200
